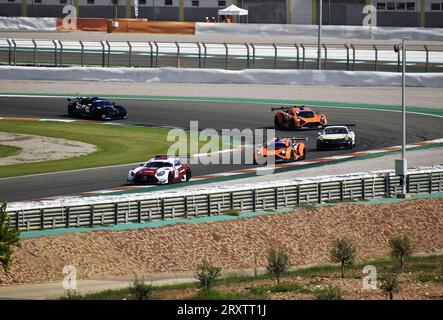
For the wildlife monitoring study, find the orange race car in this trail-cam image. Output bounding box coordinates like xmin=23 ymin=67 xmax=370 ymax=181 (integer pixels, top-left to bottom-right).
xmin=254 ymin=137 xmax=307 ymax=164
xmin=272 ymin=106 xmax=328 ymax=130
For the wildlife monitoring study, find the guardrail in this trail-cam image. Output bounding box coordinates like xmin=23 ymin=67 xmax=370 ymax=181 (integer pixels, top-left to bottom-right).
xmin=7 ymin=168 xmax=443 ymax=232
xmin=1 ymin=39 xmax=443 ymax=73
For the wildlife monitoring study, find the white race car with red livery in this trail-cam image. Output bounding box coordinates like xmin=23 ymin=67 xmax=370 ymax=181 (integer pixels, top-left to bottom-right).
xmin=127 ymin=156 xmax=192 ymax=185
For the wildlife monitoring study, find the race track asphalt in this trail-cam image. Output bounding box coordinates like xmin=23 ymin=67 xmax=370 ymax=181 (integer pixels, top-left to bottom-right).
xmin=0 ymin=97 xmax=442 ymax=201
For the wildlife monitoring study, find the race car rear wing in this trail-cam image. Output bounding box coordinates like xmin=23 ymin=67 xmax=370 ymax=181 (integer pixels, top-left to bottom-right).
xmin=275 ymin=136 xmax=309 ymax=141
xmin=323 ymin=124 xmax=356 ymax=127
xmin=271 ymin=106 xmax=291 ymax=111
xmin=271 ymin=105 xmax=311 ymax=112
xmin=67 ymin=97 xmax=99 ymax=101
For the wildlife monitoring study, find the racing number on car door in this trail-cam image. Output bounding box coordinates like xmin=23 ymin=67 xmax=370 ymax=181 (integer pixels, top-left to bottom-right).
xmin=175 ymin=166 xmax=180 ymax=178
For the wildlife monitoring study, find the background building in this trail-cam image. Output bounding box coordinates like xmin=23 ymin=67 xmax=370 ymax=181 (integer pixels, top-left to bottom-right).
xmin=0 ymin=0 xmax=442 ymax=27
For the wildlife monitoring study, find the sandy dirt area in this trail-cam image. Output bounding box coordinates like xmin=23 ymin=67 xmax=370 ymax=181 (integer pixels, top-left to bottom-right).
xmin=0 ymin=132 xmax=96 ymax=166
xmin=0 ymin=198 xmax=441 ymax=286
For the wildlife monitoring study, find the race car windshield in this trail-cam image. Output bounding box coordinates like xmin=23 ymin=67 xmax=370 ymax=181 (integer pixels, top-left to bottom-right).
xmin=145 ymin=162 xmax=173 ymax=168
xmin=94 ymin=101 xmax=113 ymax=107
xmin=296 ymin=111 xmax=315 ymax=118
xmin=267 ymin=142 xmax=286 ymax=150
xmin=325 ymin=128 xmax=348 ymax=134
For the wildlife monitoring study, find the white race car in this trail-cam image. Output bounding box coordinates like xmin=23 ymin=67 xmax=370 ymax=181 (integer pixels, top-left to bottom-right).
xmin=317 ymin=125 xmax=356 ymax=150
xmin=127 ymin=156 xmax=192 ymax=185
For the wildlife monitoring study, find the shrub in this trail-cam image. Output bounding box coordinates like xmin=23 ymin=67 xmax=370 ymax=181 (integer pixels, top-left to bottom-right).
xmin=222 ymin=209 xmax=241 ymax=216
xmin=191 ymin=288 xmax=247 ymax=300
xmin=194 ymin=260 xmax=222 ymax=290
xmin=389 ymin=235 xmax=413 ymax=271
xmin=314 ymin=284 xmax=344 ymax=300
xmin=128 ymin=275 xmax=152 ymax=300
xmin=0 ymin=202 xmax=21 ymax=273
xmin=380 ymin=271 xmax=401 ymax=300
xmin=330 ymin=237 xmax=356 ymax=278
xmin=266 ymin=248 xmax=291 ymax=284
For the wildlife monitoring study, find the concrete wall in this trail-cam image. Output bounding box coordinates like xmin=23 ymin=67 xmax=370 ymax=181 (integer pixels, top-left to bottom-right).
xmin=426 ymin=12 xmax=443 ymax=27
xmin=292 ymin=0 xmax=311 ymax=24
xmin=242 ymin=0 xmax=287 ymax=24
xmin=0 ymin=4 xmax=21 ymax=16
xmin=2 ymin=0 xmax=443 ymax=27
xmin=184 ymin=7 xmax=219 ymax=22
xmin=377 ymin=12 xmax=420 ymax=27
xmin=1 ymin=66 xmax=442 ymax=87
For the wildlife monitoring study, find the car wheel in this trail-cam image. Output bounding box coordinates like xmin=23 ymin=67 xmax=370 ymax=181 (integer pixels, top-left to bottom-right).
xmin=291 ymin=150 xmax=296 ymax=162
xmin=300 ymin=147 xmax=306 ymax=160
xmin=168 ymin=172 xmax=174 ymax=184
xmin=185 ymin=169 xmax=192 ymax=181
xmin=274 ymin=116 xmax=281 ymax=130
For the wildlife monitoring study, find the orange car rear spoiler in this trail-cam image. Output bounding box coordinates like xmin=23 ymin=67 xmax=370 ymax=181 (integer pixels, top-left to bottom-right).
xmin=271 ymin=106 xmax=294 ymax=111
xmin=323 ymin=124 xmax=356 ymax=127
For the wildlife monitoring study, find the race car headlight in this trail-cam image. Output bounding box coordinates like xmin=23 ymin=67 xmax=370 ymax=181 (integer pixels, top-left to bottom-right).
xmin=256 ymin=150 xmax=261 ymax=155
xmin=130 ymin=171 xmax=135 ymax=176
xmin=318 ymin=136 xmax=324 ymax=140
xmin=320 ymin=116 xmax=325 ymax=123
xmin=281 ymin=150 xmax=286 ymax=155
xmin=157 ymin=171 xmax=166 ymax=176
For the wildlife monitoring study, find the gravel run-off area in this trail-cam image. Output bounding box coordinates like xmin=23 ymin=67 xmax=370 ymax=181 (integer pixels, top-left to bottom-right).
xmin=0 ymin=132 xmax=96 ymax=166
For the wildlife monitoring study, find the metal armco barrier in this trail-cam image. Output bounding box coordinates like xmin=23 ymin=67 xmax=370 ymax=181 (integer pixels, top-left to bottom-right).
xmin=0 ymin=39 xmax=442 ymax=73
xmin=7 ymin=169 xmax=443 ymax=232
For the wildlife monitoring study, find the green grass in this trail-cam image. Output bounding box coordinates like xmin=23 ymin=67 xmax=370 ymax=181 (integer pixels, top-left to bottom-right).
xmin=0 ymin=144 xmax=21 ymax=158
xmin=0 ymin=120 xmax=225 ymax=178
xmin=248 ymin=282 xmax=311 ymax=295
xmin=189 ymin=288 xmax=254 ymax=300
xmin=222 ymin=209 xmax=241 ymax=216
xmin=55 ymin=254 xmax=443 ymax=300
xmin=416 ymin=274 xmax=443 ymax=283
xmin=60 ymin=288 xmax=131 ymax=300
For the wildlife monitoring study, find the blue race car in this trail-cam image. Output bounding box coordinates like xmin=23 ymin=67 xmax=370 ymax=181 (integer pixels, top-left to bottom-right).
xmin=67 ymin=97 xmax=127 ymax=120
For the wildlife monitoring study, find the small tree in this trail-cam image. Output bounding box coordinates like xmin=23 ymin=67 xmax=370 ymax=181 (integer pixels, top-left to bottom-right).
xmin=380 ymin=271 xmax=400 ymax=300
xmin=390 ymin=235 xmax=413 ymax=271
xmin=266 ymin=248 xmax=291 ymax=284
xmin=0 ymin=202 xmax=21 ymax=273
xmin=314 ymin=284 xmax=344 ymax=300
xmin=129 ymin=275 xmax=152 ymax=300
xmin=194 ymin=260 xmax=222 ymax=290
xmin=330 ymin=237 xmax=356 ymax=278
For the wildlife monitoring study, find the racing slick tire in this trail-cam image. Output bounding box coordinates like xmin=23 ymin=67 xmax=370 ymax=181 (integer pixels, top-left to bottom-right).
xmin=290 ymin=150 xmax=296 ymax=162
xmin=300 ymin=147 xmax=306 ymax=160
xmin=168 ymin=172 xmax=174 ymax=184
xmin=274 ymin=116 xmax=282 ymax=130
xmin=347 ymin=140 xmax=353 ymax=149
xmin=185 ymin=169 xmax=192 ymax=182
